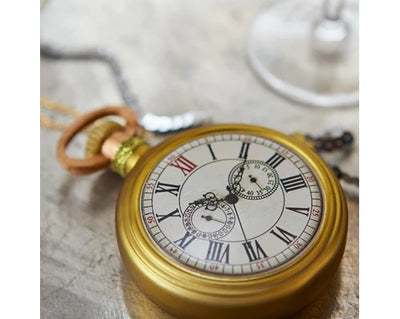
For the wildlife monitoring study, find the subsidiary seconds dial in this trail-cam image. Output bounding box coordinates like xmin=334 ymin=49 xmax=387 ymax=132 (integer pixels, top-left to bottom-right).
xmin=228 ymin=160 xmax=279 ymax=200
xmin=141 ymin=133 xmax=323 ymax=275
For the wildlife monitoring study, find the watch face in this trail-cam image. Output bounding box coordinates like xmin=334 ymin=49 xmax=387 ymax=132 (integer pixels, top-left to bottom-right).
xmin=141 ymin=133 xmax=323 ymax=275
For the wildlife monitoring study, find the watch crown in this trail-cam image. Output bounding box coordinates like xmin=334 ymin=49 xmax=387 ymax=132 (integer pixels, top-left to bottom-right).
xmin=85 ymin=120 xmax=124 ymax=158
xmin=111 ymin=137 xmax=150 ymax=177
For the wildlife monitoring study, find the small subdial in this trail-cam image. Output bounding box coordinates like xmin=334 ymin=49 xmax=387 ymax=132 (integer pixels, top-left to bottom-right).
xmin=228 ymin=160 xmax=279 ymax=200
xmin=183 ymin=197 xmax=236 ymax=240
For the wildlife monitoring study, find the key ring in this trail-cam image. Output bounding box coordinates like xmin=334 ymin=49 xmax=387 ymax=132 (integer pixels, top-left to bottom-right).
xmin=57 ymin=106 xmax=139 ymax=175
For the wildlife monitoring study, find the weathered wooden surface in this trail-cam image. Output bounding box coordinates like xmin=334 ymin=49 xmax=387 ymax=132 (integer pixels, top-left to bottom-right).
xmin=40 ymin=0 xmax=358 ymax=318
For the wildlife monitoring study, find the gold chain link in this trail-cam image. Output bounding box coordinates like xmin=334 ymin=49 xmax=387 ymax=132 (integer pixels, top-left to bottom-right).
xmin=40 ymin=96 xmax=82 ymax=130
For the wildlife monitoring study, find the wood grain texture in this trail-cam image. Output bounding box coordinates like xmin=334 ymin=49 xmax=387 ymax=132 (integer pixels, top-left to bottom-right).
xmin=41 ymin=0 xmax=358 ymax=318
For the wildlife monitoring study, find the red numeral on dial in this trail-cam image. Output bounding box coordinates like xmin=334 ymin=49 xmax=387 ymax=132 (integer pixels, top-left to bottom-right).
xmin=294 ymin=240 xmax=303 ymax=249
xmin=307 ymin=176 xmax=315 ymax=183
xmin=146 ymin=216 xmax=154 ymax=224
xmin=170 ymin=155 xmax=197 ymax=176
xmin=146 ymin=183 xmax=154 ymax=190
xmin=312 ymin=209 xmax=320 ymax=217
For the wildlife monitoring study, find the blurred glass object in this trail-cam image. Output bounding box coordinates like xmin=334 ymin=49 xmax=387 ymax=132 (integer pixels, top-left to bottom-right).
xmin=40 ymin=0 xmax=48 ymax=9
xmin=247 ymin=0 xmax=358 ymax=108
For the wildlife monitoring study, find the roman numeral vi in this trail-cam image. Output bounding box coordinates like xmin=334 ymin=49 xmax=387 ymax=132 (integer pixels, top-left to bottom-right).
xmin=242 ymin=240 xmax=267 ymax=262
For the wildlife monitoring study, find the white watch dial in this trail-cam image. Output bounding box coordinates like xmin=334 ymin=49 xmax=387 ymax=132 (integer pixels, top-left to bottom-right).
xmin=141 ymin=133 xmax=323 ymax=275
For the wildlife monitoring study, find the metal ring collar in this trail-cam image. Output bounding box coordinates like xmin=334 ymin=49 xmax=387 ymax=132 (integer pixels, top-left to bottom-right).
xmin=57 ymin=106 xmax=139 ymax=175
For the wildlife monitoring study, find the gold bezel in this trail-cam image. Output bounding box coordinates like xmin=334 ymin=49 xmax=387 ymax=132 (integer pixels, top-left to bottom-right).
xmin=116 ymin=124 xmax=347 ymax=319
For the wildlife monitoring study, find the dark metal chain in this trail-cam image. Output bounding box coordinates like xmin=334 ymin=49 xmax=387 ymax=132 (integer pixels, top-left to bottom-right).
xmin=331 ymin=166 xmax=359 ymax=187
xmin=305 ymin=131 xmax=359 ymax=187
xmin=40 ymin=43 xmax=210 ymax=133
xmin=41 ymin=43 xmax=140 ymax=115
xmin=310 ymin=131 xmax=353 ymax=152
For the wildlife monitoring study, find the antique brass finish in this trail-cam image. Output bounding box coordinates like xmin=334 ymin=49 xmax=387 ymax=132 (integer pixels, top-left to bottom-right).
xmin=116 ymin=124 xmax=347 ymax=319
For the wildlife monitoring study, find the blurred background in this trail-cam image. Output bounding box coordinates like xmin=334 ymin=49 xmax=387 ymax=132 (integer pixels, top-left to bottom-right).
xmin=40 ymin=0 xmax=358 ymax=318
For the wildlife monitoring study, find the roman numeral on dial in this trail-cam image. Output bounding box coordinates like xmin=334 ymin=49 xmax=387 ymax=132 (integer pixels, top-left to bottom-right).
xmin=270 ymin=226 xmax=297 ymax=245
xmin=242 ymin=240 xmax=267 ymax=262
xmin=238 ymin=142 xmax=250 ymax=159
xmin=206 ymin=241 xmax=230 ymax=263
xmin=286 ymin=207 xmax=310 ymax=216
xmin=265 ymin=152 xmax=285 ymax=168
xmin=170 ymin=155 xmax=197 ymax=176
xmin=280 ymin=174 xmax=307 ymax=192
xmin=155 ymin=182 xmax=180 ymax=196
xmin=174 ymin=231 xmax=196 ymax=249
xmin=156 ymin=208 xmax=181 ymax=223
xmin=207 ymin=144 xmax=217 ymax=160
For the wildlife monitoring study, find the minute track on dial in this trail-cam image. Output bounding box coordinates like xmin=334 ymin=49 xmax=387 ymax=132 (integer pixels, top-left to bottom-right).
xmin=141 ymin=131 xmax=323 ymax=276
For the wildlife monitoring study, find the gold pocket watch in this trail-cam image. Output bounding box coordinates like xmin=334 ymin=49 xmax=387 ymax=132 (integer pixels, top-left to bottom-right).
xmin=56 ymin=106 xmax=347 ymax=319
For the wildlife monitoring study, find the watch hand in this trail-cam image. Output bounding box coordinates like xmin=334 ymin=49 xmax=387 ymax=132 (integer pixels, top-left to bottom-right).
xmin=190 ymin=192 xmax=223 ymax=211
xmin=201 ymin=215 xmax=225 ymax=224
xmin=203 ymin=192 xmax=223 ymax=211
xmin=224 ymin=186 xmax=248 ymax=242
xmin=248 ymin=175 xmax=264 ymax=190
